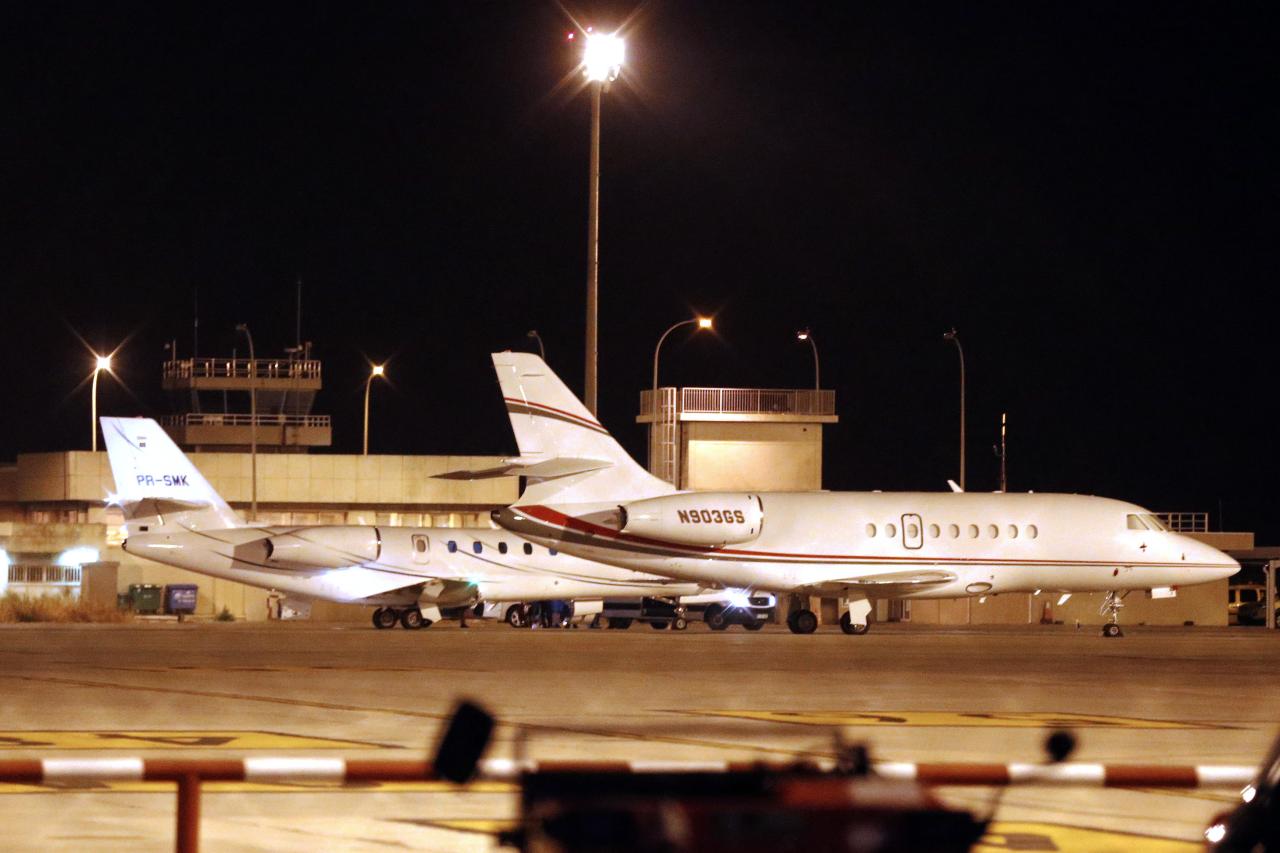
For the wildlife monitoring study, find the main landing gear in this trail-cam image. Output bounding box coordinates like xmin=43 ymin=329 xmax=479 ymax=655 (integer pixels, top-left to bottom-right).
xmin=1100 ymin=591 xmax=1125 ymax=638
xmin=786 ymin=597 xmax=872 ymax=635
xmin=371 ymin=607 xmax=433 ymax=630
xmin=786 ymin=609 xmax=818 ymax=634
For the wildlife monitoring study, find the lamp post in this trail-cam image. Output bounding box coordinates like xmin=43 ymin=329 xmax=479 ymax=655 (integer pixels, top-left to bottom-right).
xmin=580 ymin=30 xmax=625 ymax=417
xmin=363 ymin=364 xmax=385 ymax=456
xmin=90 ymin=354 xmax=112 ymax=451
xmin=943 ymin=328 xmax=966 ymax=491
xmin=651 ymin=317 xmax=713 ymax=406
xmin=526 ymin=330 xmax=545 ymax=361
xmin=235 ymin=324 xmax=257 ymax=522
xmin=796 ymin=329 xmax=820 ymax=390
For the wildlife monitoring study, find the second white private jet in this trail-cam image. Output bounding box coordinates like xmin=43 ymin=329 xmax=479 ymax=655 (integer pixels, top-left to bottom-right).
xmin=487 ymin=353 xmax=1239 ymax=637
xmin=101 ymin=417 xmax=722 ymax=630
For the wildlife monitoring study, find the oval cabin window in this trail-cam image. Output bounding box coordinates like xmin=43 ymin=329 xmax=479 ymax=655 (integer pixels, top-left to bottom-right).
xmin=866 ymin=523 xmax=877 ymax=537
xmin=929 ymin=524 xmax=940 ymax=538
xmin=967 ymin=524 xmax=979 ymax=539
xmin=886 ymin=523 xmax=898 ymax=538
xmin=949 ymin=524 xmax=960 ymax=538
xmin=1008 ymin=525 xmax=1018 ymax=539
xmin=1027 ymin=524 xmax=1039 ymax=539
xmin=988 ymin=524 xmax=999 ymax=538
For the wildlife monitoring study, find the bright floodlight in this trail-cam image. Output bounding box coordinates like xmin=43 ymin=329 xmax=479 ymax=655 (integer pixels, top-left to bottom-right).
xmin=697 ymin=317 xmax=713 ymax=330
xmin=582 ymin=32 xmax=625 ymax=82
xmin=371 ymin=364 xmax=385 ymax=377
xmin=95 ymin=354 xmax=112 ymax=371
xmin=796 ymin=329 xmax=810 ymax=341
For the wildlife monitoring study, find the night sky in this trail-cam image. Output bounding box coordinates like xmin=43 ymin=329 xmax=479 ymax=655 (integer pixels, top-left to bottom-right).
xmin=3 ymin=4 xmax=1274 ymax=537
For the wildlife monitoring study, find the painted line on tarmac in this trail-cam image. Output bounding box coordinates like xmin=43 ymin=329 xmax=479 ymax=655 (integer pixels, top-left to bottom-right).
xmin=0 ymin=780 xmax=516 ymax=795
xmin=0 ymin=731 xmax=394 ymax=750
xmin=685 ymin=710 xmax=1227 ymax=729
xmin=0 ymin=674 xmax=829 ymax=761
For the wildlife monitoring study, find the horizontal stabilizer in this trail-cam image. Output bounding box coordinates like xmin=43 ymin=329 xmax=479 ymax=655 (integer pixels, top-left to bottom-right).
xmin=434 ymin=457 xmax=613 ymax=481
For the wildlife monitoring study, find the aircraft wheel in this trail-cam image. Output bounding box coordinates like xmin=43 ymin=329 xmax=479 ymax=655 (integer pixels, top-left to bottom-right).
xmin=672 ymin=617 xmax=688 ymax=631
xmin=1102 ymin=623 xmax=1123 ymax=638
xmin=607 ymin=617 xmax=633 ymax=630
xmin=742 ymin=619 xmax=764 ymax=631
xmin=650 ymin=620 xmax=670 ymax=630
xmin=372 ymin=608 xmax=398 ymax=630
xmin=505 ymin=605 xmax=527 ymax=628
xmin=788 ymin=609 xmax=818 ymax=634
xmin=840 ymin=612 xmax=870 ymax=635
xmin=400 ymin=608 xmax=425 ymax=630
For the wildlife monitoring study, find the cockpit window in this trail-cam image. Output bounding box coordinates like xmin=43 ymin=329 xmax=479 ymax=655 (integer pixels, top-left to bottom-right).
xmin=1143 ymin=514 xmax=1168 ymax=531
xmin=1127 ymin=514 xmax=1150 ymax=530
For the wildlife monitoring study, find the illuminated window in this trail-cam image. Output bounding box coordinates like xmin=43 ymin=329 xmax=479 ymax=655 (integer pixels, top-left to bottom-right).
xmin=886 ymin=523 xmax=897 ymax=538
xmin=968 ymin=524 xmax=979 ymax=539
xmin=866 ymin=523 xmax=877 ymax=537
xmin=948 ymin=524 xmax=960 ymax=538
xmin=498 ymin=542 xmax=508 ymax=554
xmin=1027 ymin=524 xmax=1039 ymax=539
xmin=523 ymin=543 xmax=533 ymax=555
xmin=988 ymin=524 xmax=999 ymax=538
xmin=1008 ymin=525 xmax=1018 ymax=539
xmin=447 ymin=541 xmax=457 ymax=553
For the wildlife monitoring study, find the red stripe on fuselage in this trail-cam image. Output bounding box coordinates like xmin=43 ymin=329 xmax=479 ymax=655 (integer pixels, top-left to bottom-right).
xmin=515 ymin=504 xmax=1228 ymax=569
xmin=503 ymin=397 xmax=604 ymax=431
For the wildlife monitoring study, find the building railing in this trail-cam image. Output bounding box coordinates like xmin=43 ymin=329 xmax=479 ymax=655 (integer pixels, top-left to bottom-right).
xmin=640 ymin=387 xmax=835 ymax=418
xmin=163 ymin=358 xmax=322 ymax=380
xmin=1156 ymin=512 xmax=1209 ymax=533
xmin=161 ymin=414 xmax=331 ymax=429
xmin=6 ymin=564 xmax=82 ymax=585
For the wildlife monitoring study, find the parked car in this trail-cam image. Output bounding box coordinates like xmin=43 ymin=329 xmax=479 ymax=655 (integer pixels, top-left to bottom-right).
xmin=1229 ymin=584 xmax=1266 ymax=625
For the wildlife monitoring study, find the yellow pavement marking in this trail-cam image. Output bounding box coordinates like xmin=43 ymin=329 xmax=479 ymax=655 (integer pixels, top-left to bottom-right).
xmin=0 ymin=780 xmax=516 ymax=795
xmin=978 ymin=821 xmax=1200 ymax=852
xmin=694 ymin=711 xmax=1220 ymax=729
xmin=0 ymin=731 xmax=394 ymax=750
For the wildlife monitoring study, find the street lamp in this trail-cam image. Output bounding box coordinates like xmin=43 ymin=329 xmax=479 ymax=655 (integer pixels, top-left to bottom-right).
xmin=363 ymin=364 xmax=385 ymax=456
xmin=526 ymin=330 xmax=545 ymax=361
xmin=90 ymin=354 xmax=112 ymax=452
xmin=235 ymin=323 xmax=257 ymax=522
xmin=580 ymin=30 xmax=625 ymax=417
xmin=796 ymin=329 xmax=819 ymax=390
xmin=652 ymin=317 xmax=713 ymax=404
xmin=943 ymin=328 xmax=966 ymax=491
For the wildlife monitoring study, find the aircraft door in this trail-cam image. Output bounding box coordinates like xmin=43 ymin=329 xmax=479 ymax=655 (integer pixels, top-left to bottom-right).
xmin=901 ymin=514 xmax=923 ymax=550
xmin=411 ymin=535 xmax=430 ymax=564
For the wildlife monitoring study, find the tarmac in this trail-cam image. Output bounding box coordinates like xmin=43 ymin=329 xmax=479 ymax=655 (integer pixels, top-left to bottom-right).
xmin=2 ymin=619 xmax=1278 ymax=851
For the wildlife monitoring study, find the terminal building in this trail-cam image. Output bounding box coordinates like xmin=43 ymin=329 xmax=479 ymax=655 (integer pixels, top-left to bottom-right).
xmin=0 ymin=354 xmax=1254 ymax=627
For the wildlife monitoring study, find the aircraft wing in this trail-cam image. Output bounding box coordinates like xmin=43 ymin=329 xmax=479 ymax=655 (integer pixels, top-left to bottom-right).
xmin=807 ymin=570 xmax=957 ymax=598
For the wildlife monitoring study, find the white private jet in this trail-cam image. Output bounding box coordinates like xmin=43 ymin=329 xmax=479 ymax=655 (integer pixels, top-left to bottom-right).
xmin=101 ymin=417 xmax=728 ymax=630
xmin=487 ymin=353 xmax=1239 ymax=637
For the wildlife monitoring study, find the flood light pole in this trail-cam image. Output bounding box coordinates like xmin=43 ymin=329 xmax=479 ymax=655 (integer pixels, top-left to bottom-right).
xmin=943 ymin=328 xmax=966 ymax=491
xmin=235 ymin=323 xmax=257 ymax=522
xmin=796 ymin=329 xmax=819 ymax=390
xmin=580 ymin=31 xmax=624 ymax=417
xmin=363 ymin=364 xmax=385 ymax=456
xmin=90 ymin=354 xmax=111 ymax=452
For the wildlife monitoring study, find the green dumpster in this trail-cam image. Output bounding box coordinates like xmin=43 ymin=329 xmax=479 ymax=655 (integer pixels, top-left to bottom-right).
xmin=128 ymin=583 xmax=163 ymax=614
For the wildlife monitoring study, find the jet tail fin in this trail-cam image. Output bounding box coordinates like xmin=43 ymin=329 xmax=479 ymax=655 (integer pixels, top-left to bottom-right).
xmin=490 ymin=352 xmax=675 ymax=505
xmin=100 ymin=417 xmax=244 ymax=534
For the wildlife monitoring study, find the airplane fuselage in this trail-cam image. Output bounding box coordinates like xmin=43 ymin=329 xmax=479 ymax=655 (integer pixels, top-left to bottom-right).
xmin=497 ymin=492 xmax=1238 ymax=598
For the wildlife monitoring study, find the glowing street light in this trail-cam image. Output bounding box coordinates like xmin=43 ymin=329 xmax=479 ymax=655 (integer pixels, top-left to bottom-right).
xmin=235 ymin=323 xmax=257 ymax=522
xmin=580 ymin=29 xmax=626 ymax=417
xmin=90 ymin=354 xmax=112 ymax=452
xmin=796 ymin=328 xmax=819 ymax=390
xmin=652 ymin=316 xmax=714 ymax=403
xmin=943 ymin=327 xmax=966 ymax=491
xmin=363 ymin=364 xmax=385 ymax=456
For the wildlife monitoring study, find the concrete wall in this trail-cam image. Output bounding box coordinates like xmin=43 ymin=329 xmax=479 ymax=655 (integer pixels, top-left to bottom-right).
xmin=682 ymin=422 xmax=823 ymax=491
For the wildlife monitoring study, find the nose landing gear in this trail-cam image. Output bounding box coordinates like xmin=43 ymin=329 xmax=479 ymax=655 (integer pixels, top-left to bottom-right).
xmin=1100 ymin=591 xmax=1125 ymax=638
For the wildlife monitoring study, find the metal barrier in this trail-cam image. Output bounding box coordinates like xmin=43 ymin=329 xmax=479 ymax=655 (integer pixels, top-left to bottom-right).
xmin=1157 ymin=511 xmax=1210 ymax=533
xmin=163 ymin=358 xmax=322 ymax=380
xmin=0 ymin=757 xmax=1255 ymax=852
xmin=160 ymin=413 xmax=331 ymax=428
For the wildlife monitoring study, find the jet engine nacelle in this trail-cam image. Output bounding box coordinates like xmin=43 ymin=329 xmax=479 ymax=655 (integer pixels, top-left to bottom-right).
xmin=261 ymin=526 xmax=382 ymax=570
xmin=619 ymin=493 xmax=763 ymax=548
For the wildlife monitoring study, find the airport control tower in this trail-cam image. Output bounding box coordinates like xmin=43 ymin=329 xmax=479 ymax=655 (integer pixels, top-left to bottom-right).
xmin=160 ymin=344 xmax=331 ymax=452
xmin=637 ymin=387 xmax=838 ymax=490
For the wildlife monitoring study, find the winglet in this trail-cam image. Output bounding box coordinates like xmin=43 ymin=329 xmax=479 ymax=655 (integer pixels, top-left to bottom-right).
xmin=947 ymin=479 xmax=964 ymax=493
